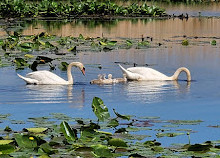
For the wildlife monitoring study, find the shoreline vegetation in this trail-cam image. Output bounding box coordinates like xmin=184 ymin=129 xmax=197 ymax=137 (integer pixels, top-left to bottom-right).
xmin=0 ymin=0 xmax=167 ymax=19
xmin=0 ymin=0 xmax=218 ymax=20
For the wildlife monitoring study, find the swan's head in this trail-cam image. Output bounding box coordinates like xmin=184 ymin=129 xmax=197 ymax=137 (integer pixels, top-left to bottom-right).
xmin=81 ymin=67 xmax=85 ymax=75
xmin=108 ymin=74 xmax=112 ymax=79
xmin=77 ymin=62 xmax=85 ymax=76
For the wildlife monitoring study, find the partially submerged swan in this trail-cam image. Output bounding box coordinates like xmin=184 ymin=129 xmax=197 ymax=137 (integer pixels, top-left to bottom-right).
xmin=18 ymin=62 xmax=85 ymax=85
xmin=90 ymin=74 xmax=127 ymax=84
xmin=119 ymin=64 xmax=191 ymax=81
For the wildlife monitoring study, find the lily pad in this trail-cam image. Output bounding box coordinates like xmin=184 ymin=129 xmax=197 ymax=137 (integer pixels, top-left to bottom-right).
xmin=0 ymin=140 xmax=14 ymax=145
xmin=25 ymin=128 xmax=48 ymax=133
xmin=210 ymin=40 xmax=217 ymax=45
xmin=91 ymin=144 xmax=113 ymax=158
xmin=58 ymin=62 xmax=69 ymax=71
xmin=168 ymin=120 xmax=203 ymax=125
xmin=38 ymin=143 xmax=57 ymax=155
xmin=182 ymin=39 xmax=189 ymax=46
xmin=107 ymin=118 xmax=119 ymax=128
xmin=0 ymin=144 xmax=15 ymax=154
xmin=187 ymin=143 xmax=212 ymax=152
xmin=0 ymin=114 xmax=11 ymax=119
xmin=156 ymin=132 xmax=185 ymax=138
xmin=113 ymin=108 xmax=130 ymax=120
xmin=108 ymin=138 xmax=128 ymax=147
xmin=14 ymin=134 xmax=38 ymax=148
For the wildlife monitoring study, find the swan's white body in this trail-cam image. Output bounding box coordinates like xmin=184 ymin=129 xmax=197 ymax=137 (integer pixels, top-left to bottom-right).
xmin=18 ymin=62 xmax=85 ymax=85
xmin=119 ymin=64 xmax=191 ymax=81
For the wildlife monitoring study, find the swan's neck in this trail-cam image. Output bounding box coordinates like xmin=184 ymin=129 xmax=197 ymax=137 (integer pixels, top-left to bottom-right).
xmin=67 ymin=62 xmax=81 ymax=84
xmin=172 ymin=67 xmax=191 ymax=81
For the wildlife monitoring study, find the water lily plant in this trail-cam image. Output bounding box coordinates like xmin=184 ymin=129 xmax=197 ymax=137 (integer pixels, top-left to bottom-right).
xmin=0 ymin=97 xmax=219 ymax=157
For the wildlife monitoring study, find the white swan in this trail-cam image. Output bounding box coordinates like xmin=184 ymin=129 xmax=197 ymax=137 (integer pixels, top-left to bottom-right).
xmin=119 ymin=64 xmax=191 ymax=81
xmin=17 ymin=62 xmax=85 ymax=85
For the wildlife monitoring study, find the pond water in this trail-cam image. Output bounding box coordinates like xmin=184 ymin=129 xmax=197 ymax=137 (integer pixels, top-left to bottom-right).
xmin=0 ymin=4 xmax=220 ymax=146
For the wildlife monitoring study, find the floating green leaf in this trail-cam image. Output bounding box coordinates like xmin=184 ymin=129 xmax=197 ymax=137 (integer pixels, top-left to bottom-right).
xmin=91 ymin=97 xmax=110 ymax=122
xmin=138 ymin=41 xmax=150 ymax=46
xmin=187 ymin=143 xmax=212 ymax=152
xmin=13 ymin=58 xmax=29 ymax=69
xmin=144 ymin=140 xmax=161 ymax=147
xmin=0 ymin=144 xmax=15 ymax=154
xmin=25 ymin=128 xmax=48 ymax=133
xmin=91 ymin=144 xmax=113 ymax=157
xmin=113 ymin=108 xmax=130 ymax=120
xmin=169 ymin=120 xmax=203 ymax=125
xmin=59 ymin=62 xmax=69 ymax=71
xmin=0 ymin=114 xmax=11 ymax=119
xmin=19 ymin=42 xmax=33 ymax=49
xmin=210 ymin=40 xmax=217 ymax=46
xmin=107 ymin=41 xmax=117 ymax=46
xmin=108 ymin=138 xmax=128 ymax=147
xmin=24 ymin=54 xmax=34 ymax=59
xmin=38 ymin=143 xmax=57 ymax=155
xmin=14 ymin=134 xmax=38 ymax=148
xmin=182 ymin=39 xmax=189 ymax=46
xmin=38 ymin=40 xmax=46 ymax=46
xmin=0 ymin=140 xmax=14 ymax=145
xmin=107 ymin=118 xmax=119 ymax=128
xmin=60 ymin=121 xmax=77 ymax=142
xmin=151 ymin=146 xmax=164 ymax=152
xmin=45 ymin=41 xmax=54 ymax=48
xmin=95 ymin=130 xmax=112 ymax=136
xmin=126 ymin=40 xmax=133 ymax=46
xmin=68 ymin=46 xmax=76 ymax=52
xmin=156 ymin=132 xmax=185 ymax=138
xmin=99 ymin=41 xmax=107 ymax=46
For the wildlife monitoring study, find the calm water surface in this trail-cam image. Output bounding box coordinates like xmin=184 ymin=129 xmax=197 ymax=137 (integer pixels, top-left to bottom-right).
xmin=0 ymin=15 xmax=220 ymax=146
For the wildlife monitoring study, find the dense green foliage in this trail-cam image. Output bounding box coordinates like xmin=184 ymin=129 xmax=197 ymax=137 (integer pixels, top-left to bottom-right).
xmin=0 ymin=97 xmax=219 ymax=157
xmin=0 ymin=0 xmax=167 ymax=18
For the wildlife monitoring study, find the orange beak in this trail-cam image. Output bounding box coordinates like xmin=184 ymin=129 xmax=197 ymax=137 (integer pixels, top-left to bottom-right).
xmin=39 ymin=59 xmax=46 ymax=64
xmin=81 ymin=67 xmax=85 ymax=75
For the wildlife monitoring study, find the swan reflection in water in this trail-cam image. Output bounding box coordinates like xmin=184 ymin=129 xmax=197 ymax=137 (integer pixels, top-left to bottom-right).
xmin=123 ymin=80 xmax=191 ymax=103
xmin=25 ymin=85 xmax=85 ymax=108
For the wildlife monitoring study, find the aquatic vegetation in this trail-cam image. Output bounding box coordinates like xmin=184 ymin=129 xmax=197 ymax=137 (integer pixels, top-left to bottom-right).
xmin=0 ymin=97 xmax=220 ymax=157
xmin=0 ymin=32 xmax=154 ymax=70
xmin=0 ymin=0 xmax=167 ymax=18
xmin=182 ymin=39 xmax=189 ymax=46
xmin=211 ymin=40 xmax=217 ymax=45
